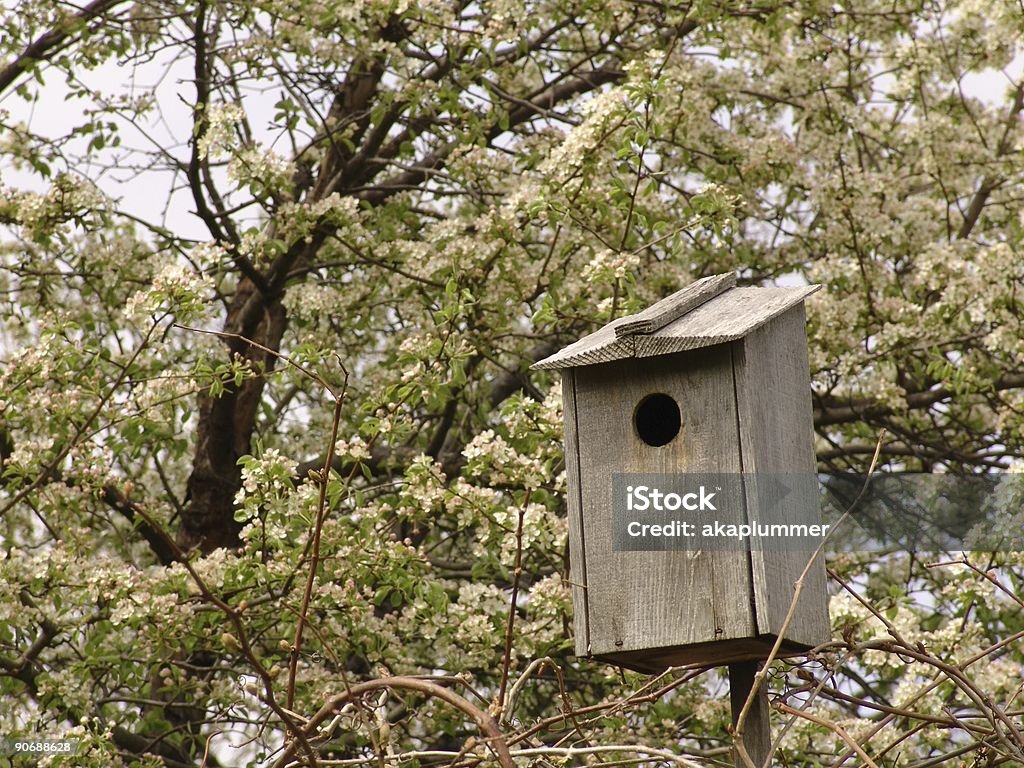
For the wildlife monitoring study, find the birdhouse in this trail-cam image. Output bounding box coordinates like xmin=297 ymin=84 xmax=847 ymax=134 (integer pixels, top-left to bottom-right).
xmin=535 ymin=273 xmax=831 ymax=673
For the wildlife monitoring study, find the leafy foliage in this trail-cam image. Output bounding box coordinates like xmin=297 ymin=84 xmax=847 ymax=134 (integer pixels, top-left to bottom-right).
xmin=2 ymin=1 xmax=1024 ymax=766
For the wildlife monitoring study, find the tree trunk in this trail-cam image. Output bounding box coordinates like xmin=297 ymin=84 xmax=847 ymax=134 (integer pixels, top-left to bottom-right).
xmin=180 ymin=277 xmax=287 ymax=553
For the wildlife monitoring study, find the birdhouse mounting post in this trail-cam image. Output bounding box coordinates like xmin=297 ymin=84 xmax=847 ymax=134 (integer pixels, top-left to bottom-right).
xmin=730 ymin=661 xmax=771 ymax=767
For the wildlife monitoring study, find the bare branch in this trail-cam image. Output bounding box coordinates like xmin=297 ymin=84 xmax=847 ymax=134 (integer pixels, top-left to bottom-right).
xmin=813 ymin=373 xmax=1024 ymax=427
xmin=957 ymin=80 xmax=1024 ymax=240
xmin=0 ymin=0 xmax=128 ymax=97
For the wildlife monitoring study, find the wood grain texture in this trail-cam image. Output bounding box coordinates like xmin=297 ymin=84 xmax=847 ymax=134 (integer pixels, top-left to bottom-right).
xmin=533 ymin=286 xmax=820 ymax=370
xmin=561 ymin=369 xmax=592 ymax=657
xmin=732 ymin=305 xmax=831 ymax=648
xmin=572 ymin=347 xmax=756 ymax=661
xmin=730 ymin=661 xmax=772 ymax=768
xmin=598 ymin=636 xmax=813 ymax=672
xmin=614 ymin=272 xmax=736 ymax=338
xmin=534 ymin=320 xmax=634 ymax=370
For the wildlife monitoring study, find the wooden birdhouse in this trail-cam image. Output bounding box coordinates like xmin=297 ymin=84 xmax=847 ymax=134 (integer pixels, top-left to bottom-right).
xmin=535 ymin=273 xmax=830 ymax=673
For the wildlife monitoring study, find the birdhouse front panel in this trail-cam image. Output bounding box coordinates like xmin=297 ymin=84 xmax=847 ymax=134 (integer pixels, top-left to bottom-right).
xmin=564 ymin=345 xmax=757 ymax=670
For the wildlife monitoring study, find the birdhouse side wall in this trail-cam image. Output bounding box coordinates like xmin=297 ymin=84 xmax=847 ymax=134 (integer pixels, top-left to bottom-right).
xmin=732 ymin=304 xmax=831 ymax=648
xmin=559 ymin=368 xmax=591 ymax=658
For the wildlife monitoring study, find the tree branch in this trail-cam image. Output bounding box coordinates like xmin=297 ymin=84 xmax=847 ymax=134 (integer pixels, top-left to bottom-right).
xmin=0 ymin=0 xmax=128 ymax=97
xmin=957 ymin=80 xmax=1024 ymax=240
xmin=186 ymin=1 xmax=262 ymax=291
xmin=272 ymin=676 xmax=514 ymax=768
xmin=99 ymin=484 xmax=179 ymax=565
xmin=813 ymin=372 xmax=1024 ymax=427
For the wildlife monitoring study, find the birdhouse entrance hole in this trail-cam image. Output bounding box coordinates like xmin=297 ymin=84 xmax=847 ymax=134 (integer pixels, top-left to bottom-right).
xmin=634 ymin=393 xmax=681 ymax=447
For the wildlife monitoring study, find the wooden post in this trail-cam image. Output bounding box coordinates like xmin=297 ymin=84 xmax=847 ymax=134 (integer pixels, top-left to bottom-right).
xmin=730 ymin=661 xmax=771 ymax=768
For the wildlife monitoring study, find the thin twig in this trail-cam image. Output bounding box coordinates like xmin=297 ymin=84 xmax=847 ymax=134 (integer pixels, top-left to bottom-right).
xmin=287 ymin=383 xmax=348 ymax=710
xmin=271 ymin=677 xmax=514 ymax=768
xmin=495 ymin=490 xmax=529 ymax=721
xmin=775 ymin=702 xmax=882 ymax=768
xmin=735 ymin=430 xmax=887 ymax=767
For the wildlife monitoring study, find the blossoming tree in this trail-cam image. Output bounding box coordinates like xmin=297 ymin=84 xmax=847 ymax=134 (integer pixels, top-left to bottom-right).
xmin=2 ymin=1 xmax=1024 ymax=766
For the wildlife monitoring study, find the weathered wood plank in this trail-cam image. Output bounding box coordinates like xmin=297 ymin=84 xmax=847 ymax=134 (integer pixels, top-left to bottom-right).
xmin=614 ymin=272 xmax=736 ymax=338
xmin=573 ymin=347 xmax=756 ymax=662
xmin=532 ymin=321 xmax=633 ymax=370
xmin=636 ymin=287 xmax=819 ymax=357
xmin=532 ymin=286 xmax=820 ymax=370
xmin=560 ymin=369 xmax=592 ymax=657
xmin=732 ymin=305 xmax=831 ymax=648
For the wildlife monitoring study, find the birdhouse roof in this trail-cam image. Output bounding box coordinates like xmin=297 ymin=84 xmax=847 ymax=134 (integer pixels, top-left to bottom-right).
xmin=533 ymin=273 xmax=820 ymax=370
